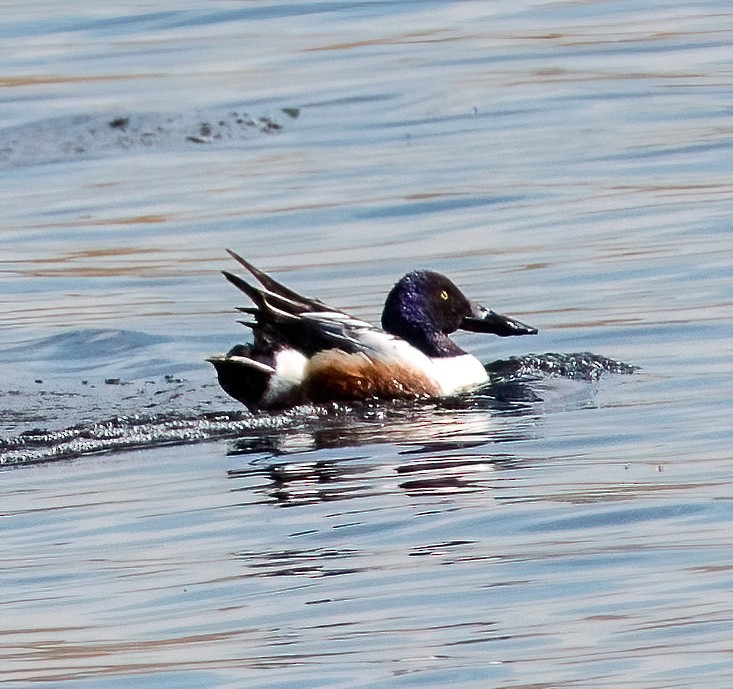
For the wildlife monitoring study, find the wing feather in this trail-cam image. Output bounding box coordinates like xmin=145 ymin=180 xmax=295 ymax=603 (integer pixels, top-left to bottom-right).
xmin=221 ymin=252 xmax=386 ymax=357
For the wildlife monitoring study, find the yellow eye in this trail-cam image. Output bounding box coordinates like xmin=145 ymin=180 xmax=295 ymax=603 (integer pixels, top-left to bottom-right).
xmin=440 ymin=290 xmax=449 ymax=301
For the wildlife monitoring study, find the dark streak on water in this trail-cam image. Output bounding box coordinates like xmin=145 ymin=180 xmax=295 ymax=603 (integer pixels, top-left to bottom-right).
xmin=0 ymin=106 xmax=298 ymax=169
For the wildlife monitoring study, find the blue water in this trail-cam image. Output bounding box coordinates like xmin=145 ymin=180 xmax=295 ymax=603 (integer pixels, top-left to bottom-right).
xmin=1 ymin=0 xmax=732 ymax=687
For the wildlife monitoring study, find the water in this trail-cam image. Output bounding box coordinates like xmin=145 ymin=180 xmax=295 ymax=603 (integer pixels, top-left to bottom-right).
xmin=1 ymin=0 xmax=732 ymax=686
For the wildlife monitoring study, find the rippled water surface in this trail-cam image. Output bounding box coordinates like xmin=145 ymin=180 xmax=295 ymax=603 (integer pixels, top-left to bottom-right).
xmin=1 ymin=1 xmax=731 ymax=687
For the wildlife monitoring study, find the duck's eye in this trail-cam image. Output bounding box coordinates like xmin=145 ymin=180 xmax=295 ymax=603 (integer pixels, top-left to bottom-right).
xmin=439 ymin=290 xmax=449 ymax=301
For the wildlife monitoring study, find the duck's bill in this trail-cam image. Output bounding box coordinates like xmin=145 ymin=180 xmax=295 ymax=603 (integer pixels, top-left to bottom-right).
xmin=461 ymin=305 xmax=537 ymax=337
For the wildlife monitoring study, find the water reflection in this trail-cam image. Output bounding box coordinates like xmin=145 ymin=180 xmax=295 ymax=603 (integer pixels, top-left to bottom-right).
xmin=219 ymin=350 xmax=641 ymax=508
xmin=235 ymin=546 xmax=363 ymax=578
xmin=226 ymin=395 xmax=542 ymax=507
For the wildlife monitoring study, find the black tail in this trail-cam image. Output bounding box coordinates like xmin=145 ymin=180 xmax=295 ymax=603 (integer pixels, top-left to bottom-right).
xmin=221 ymin=251 xmax=360 ymax=356
xmin=226 ymin=249 xmax=327 ymax=310
xmin=207 ymin=345 xmax=274 ymax=410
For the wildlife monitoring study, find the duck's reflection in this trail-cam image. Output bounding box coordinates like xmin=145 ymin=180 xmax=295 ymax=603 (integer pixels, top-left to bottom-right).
xmin=226 ymin=382 xmax=543 ymax=506
xmin=224 ymin=349 xmax=638 ymax=506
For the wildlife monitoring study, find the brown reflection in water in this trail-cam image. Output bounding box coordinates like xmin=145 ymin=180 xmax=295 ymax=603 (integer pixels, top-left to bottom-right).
xmin=27 ymin=266 xmax=173 ymax=278
xmin=97 ymin=215 xmax=168 ymax=227
xmin=14 ymin=244 xmax=220 ymax=279
xmin=43 ymin=246 xmax=166 ymax=260
xmin=11 ymin=630 xmax=242 ymax=660
xmin=19 ymin=216 xmax=168 ymax=234
xmin=0 ymin=74 xmax=162 ymax=88
xmin=303 ymin=30 xmax=464 ymax=52
xmin=4 ymin=629 xmax=259 ymax=684
xmin=498 ymin=480 xmax=719 ymax=506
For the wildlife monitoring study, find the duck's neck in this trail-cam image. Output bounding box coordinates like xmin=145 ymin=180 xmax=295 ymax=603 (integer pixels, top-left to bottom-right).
xmin=405 ymin=328 xmax=467 ymax=358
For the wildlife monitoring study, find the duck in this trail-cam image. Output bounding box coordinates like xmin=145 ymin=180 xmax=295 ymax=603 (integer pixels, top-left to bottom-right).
xmin=208 ymin=250 xmax=537 ymax=410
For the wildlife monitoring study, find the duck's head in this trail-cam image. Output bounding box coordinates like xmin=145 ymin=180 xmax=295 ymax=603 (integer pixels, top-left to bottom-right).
xmin=381 ymin=270 xmax=537 ymax=357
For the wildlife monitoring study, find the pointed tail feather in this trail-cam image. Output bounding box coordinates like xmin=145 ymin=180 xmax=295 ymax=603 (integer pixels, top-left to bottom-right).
xmin=225 ymin=249 xmax=326 ymax=310
xmin=222 ymin=270 xmax=267 ymax=309
xmin=223 ymin=270 xmax=319 ymax=318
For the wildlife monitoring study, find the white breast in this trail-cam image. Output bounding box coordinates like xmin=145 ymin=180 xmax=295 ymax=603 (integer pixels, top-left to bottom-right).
xmin=431 ymin=355 xmax=489 ymax=396
xmin=355 ymin=331 xmax=488 ymax=397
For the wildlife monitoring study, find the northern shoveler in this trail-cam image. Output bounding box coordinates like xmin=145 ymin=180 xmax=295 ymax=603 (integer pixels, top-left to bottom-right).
xmin=208 ymin=250 xmax=537 ymax=410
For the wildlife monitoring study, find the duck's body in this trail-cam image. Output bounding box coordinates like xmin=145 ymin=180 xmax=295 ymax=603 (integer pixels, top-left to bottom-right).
xmin=208 ymin=251 xmax=537 ymax=410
